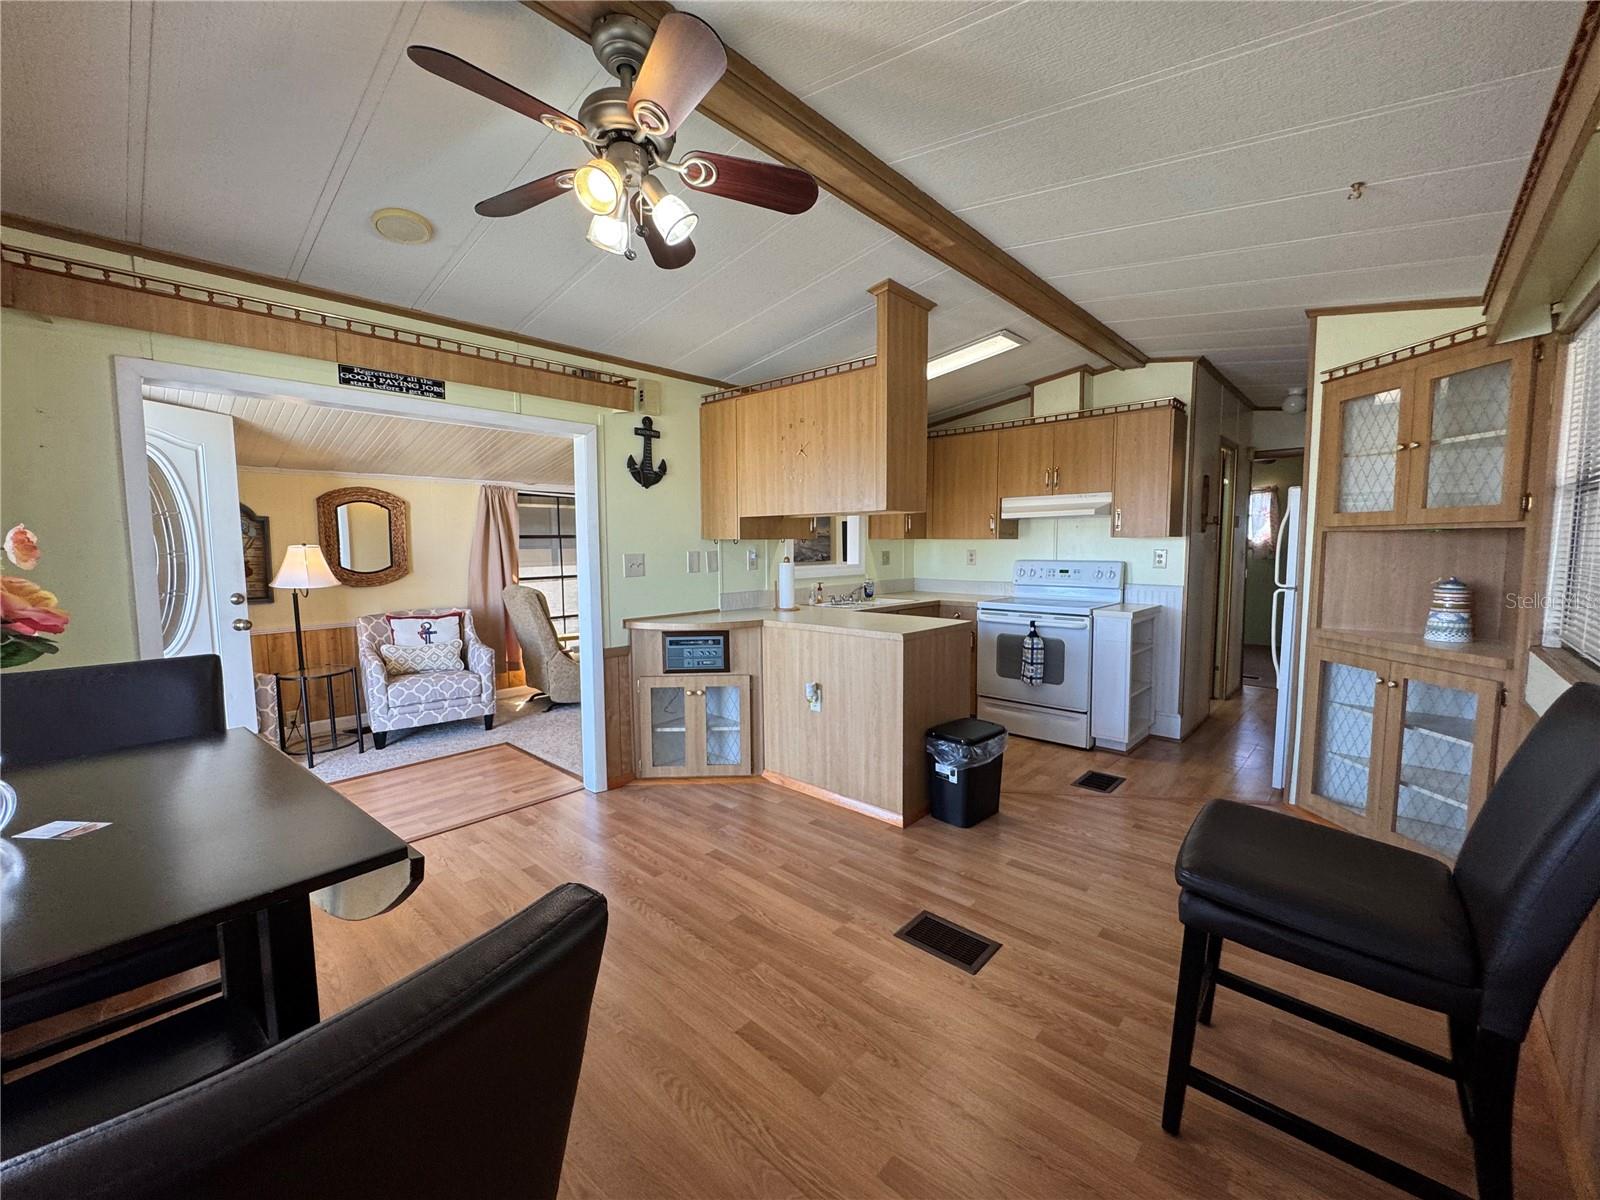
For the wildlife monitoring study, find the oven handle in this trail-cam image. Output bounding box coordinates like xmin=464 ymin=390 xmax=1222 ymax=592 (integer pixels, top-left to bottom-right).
xmin=979 ymin=613 xmax=1090 ymax=631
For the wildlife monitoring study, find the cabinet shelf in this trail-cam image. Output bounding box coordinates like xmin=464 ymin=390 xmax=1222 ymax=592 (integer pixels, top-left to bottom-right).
xmin=1433 ymin=429 xmax=1507 ymax=447
xmin=1398 ymin=766 xmax=1470 ymax=808
xmin=1403 ymin=712 xmax=1476 ymax=745
xmin=1313 ymin=628 xmax=1516 ymax=675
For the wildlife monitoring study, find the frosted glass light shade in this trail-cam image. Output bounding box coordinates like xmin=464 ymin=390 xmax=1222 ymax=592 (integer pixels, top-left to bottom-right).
xmin=586 ymin=213 xmax=630 ymax=256
xmin=651 ymin=191 xmax=698 ymax=245
xmin=271 ymin=543 xmax=340 ymax=590
xmin=573 ymin=158 xmax=623 ymax=216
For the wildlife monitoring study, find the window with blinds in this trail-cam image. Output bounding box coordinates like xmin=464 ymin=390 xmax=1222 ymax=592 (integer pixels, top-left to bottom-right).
xmin=1546 ymin=310 xmax=1600 ymax=667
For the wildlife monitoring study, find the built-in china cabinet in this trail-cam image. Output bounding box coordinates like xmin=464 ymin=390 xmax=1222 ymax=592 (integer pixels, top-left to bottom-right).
xmin=1299 ymin=331 xmax=1547 ymax=859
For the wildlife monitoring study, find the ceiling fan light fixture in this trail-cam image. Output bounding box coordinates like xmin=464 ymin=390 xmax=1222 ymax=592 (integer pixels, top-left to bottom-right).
xmin=586 ymin=212 xmax=631 ymax=256
xmin=573 ymin=156 xmax=625 ymax=216
xmin=927 ymin=330 xmax=1027 ymax=380
xmin=641 ymin=176 xmax=697 ymax=246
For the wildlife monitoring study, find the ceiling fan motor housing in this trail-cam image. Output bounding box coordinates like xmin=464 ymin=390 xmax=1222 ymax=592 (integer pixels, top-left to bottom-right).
xmin=590 ymin=13 xmax=654 ymax=82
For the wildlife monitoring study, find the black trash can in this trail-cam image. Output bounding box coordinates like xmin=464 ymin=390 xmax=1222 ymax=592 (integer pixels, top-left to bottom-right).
xmin=925 ymin=718 xmax=1007 ymax=827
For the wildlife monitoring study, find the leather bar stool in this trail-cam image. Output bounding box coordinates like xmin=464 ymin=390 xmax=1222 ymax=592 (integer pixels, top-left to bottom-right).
xmin=1162 ymin=682 xmax=1600 ymax=1200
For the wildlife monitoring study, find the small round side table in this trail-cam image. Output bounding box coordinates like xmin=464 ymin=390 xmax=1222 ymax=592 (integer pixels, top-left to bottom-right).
xmin=274 ymin=664 xmax=366 ymax=769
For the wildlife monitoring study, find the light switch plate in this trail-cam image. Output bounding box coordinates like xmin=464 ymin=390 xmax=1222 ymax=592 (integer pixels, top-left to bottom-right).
xmin=966 ymin=548 xmax=977 ymax=567
xmin=1153 ymin=548 xmax=1168 ymax=569
xmin=686 ymin=550 xmax=702 ymax=574
xmin=624 ymin=553 xmax=645 ymax=578
xmin=805 ymin=682 xmax=822 ymax=712
xmin=707 ymin=549 xmax=719 ymax=573
xmin=880 ymin=550 xmax=890 ymax=566
xmin=746 ymin=547 xmax=760 ymax=570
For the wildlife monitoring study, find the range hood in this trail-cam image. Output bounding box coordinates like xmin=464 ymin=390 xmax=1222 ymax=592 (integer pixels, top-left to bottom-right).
xmin=1000 ymin=491 xmax=1113 ymax=520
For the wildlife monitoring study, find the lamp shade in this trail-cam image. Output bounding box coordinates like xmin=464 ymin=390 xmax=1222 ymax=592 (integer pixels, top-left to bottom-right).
xmin=271 ymin=544 xmax=340 ymax=590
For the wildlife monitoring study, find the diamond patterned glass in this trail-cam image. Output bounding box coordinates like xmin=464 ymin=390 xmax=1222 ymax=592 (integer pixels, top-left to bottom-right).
xmin=649 ymin=685 xmax=687 ymax=768
xmin=1425 ymin=361 xmax=1511 ymax=510
xmin=1312 ymin=662 xmax=1377 ymax=813
xmin=704 ymin=684 xmax=743 ymax=767
xmin=1337 ymin=388 xmax=1401 ymax=513
xmin=1395 ymin=680 xmax=1476 ymax=857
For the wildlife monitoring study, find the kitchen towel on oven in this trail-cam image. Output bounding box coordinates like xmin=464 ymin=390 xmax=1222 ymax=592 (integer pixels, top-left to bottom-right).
xmin=1021 ymin=621 xmax=1045 ymax=686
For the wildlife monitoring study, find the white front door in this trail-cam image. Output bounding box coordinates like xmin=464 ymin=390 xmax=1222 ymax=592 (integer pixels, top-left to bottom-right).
xmin=143 ymin=401 xmax=257 ymax=727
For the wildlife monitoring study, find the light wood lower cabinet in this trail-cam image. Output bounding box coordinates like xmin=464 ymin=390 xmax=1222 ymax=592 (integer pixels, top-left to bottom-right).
xmin=1111 ymin=406 xmax=1185 ymax=537
xmin=1299 ymin=644 xmax=1500 ymax=860
xmin=635 ymin=673 xmax=753 ymax=778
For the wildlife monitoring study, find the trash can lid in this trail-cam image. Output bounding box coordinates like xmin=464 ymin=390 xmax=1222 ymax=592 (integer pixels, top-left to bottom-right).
xmin=926 ymin=717 xmax=1006 ymax=746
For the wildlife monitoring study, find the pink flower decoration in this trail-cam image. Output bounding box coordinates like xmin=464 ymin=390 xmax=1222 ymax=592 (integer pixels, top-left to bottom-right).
xmin=2 ymin=575 xmax=69 ymax=636
xmin=4 ymin=524 xmax=40 ymax=571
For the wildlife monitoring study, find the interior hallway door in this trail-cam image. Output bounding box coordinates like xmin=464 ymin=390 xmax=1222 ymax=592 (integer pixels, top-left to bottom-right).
xmin=143 ymin=401 xmax=258 ymax=727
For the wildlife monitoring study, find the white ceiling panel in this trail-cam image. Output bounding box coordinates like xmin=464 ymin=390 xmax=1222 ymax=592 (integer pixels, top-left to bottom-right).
xmin=144 ymin=384 xmax=573 ymax=486
xmin=2 ymin=1 xmax=1582 ymax=408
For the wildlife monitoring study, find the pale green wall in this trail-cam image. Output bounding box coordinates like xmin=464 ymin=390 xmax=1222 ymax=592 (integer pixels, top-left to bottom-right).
xmin=0 ymin=224 xmax=719 ymax=658
xmin=931 ymin=396 xmax=1031 ymax=431
xmin=1032 ymin=372 xmax=1083 ymax=416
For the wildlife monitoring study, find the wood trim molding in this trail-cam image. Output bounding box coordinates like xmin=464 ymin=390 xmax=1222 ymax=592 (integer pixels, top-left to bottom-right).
xmin=760 ymin=769 xmax=906 ymax=826
xmin=1303 ymin=296 xmax=1484 ymax=319
xmin=521 ymin=2 xmax=1146 ymax=370
xmin=315 ymin=486 xmax=412 ymax=587
xmin=0 ymin=213 xmax=730 ymax=391
xmin=1483 ymin=1 xmax=1600 ymax=336
xmin=1194 ymin=356 xmax=1262 ymax=411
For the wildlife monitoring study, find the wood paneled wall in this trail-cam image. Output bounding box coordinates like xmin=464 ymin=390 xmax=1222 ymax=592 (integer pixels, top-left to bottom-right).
xmin=250 ymin=626 xmax=360 ymax=724
xmin=604 ymin=646 xmax=633 ymax=788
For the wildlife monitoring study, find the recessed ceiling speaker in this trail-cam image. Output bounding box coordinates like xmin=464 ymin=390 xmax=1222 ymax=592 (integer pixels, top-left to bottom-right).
xmin=371 ymin=208 xmax=434 ymax=245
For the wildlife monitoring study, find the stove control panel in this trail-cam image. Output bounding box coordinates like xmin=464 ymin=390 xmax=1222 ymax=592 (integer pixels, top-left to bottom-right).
xmin=1011 ymin=560 xmax=1126 ymax=587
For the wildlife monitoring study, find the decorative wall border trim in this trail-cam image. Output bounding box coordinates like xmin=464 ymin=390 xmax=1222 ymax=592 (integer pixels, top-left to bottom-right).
xmin=925 ymin=396 xmax=1185 ymax=439
xmin=703 ymin=355 xmax=877 ymax=403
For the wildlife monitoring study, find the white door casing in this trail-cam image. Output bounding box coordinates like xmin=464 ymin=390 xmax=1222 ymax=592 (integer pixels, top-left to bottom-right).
xmin=143 ymin=400 xmax=258 ymax=728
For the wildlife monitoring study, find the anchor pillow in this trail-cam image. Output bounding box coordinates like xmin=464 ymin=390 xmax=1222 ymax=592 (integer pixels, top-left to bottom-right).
xmin=386 ymin=612 xmax=465 ymax=653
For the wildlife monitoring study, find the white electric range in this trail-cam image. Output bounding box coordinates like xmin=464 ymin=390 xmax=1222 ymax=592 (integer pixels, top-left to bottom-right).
xmin=976 ymin=560 xmax=1127 ymax=748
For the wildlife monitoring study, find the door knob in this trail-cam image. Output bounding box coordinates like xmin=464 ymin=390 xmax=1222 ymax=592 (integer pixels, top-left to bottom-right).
xmin=232 ymin=618 xmax=253 ymax=631
xmin=229 ymin=592 xmax=246 ymax=605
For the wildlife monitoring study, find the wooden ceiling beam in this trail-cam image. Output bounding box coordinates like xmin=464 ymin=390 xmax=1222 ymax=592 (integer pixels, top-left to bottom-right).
xmin=522 ymin=1 xmax=1146 ymax=370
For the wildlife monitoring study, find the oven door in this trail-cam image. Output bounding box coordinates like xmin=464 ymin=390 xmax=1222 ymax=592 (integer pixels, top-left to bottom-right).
xmin=977 ymin=609 xmax=1091 ymax=712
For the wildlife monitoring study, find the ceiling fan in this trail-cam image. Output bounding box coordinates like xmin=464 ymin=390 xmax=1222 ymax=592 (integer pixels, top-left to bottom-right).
xmin=408 ymin=12 xmax=819 ymax=270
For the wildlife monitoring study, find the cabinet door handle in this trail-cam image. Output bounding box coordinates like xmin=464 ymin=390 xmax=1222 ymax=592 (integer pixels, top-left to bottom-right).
xmin=1408 ymin=441 xmax=1420 ymax=450
xmin=1386 ymin=680 xmax=1399 ymax=689
xmin=1044 ymin=467 xmax=1051 ymax=490
xmin=1053 ymin=466 xmax=1060 ymax=490
xmin=1395 ymin=443 xmax=1408 ymax=452
xmin=988 ymin=513 xmax=996 ymax=532
xmin=1114 ymin=507 xmax=1122 ymax=532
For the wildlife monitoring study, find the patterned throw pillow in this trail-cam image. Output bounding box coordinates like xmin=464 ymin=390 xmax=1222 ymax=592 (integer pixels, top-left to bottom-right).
xmin=380 ymin=639 xmax=465 ymax=675
xmin=387 ymin=612 xmax=464 ymax=647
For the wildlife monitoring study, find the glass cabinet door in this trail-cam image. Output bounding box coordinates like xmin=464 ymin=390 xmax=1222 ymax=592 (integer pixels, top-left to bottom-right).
xmin=1378 ymin=666 xmax=1499 ymax=860
xmin=1406 ymin=341 xmax=1533 ymax=524
xmin=699 ymin=675 xmax=752 ymax=776
xmin=1322 ymin=363 xmax=1409 ymax=527
xmin=1305 ymin=652 xmax=1386 ymax=823
xmin=639 ymin=679 xmax=689 ymax=774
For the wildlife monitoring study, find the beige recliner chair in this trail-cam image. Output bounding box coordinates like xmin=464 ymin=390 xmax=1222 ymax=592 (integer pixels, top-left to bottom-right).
xmin=503 ymin=584 xmax=582 ymax=706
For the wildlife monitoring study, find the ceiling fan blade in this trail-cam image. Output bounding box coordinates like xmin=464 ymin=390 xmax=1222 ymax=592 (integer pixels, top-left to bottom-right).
xmin=407 ymin=46 xmax=586 ymax=138
xmin=678 ymin=152 xmax=819 ymax=215
xmin=632 ymin=195 xmax=696 ymax=269
xmin=475 ymin=170 xmax=575 ymax=218
xmin=628 ymin=13 xmax=727 ymax=138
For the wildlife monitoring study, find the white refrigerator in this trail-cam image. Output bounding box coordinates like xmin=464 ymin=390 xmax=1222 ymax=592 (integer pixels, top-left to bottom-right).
xmin=1270 ymin=485 xmax=1303 ymax=791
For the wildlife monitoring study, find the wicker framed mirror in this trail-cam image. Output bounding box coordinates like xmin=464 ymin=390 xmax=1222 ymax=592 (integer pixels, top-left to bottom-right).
xmin=316 ymin=486 xmax=410 ymax=586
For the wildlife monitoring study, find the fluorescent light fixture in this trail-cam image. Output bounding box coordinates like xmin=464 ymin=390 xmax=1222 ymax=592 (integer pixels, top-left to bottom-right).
xmin=586 ymin=212 xmax=630 ymax=256
xmin=926 ymin=330 xmax=1026 ymax=380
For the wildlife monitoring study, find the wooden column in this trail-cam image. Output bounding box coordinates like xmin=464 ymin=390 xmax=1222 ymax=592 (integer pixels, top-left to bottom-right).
xmin=869 ymin=279 xmax=934 ymax=515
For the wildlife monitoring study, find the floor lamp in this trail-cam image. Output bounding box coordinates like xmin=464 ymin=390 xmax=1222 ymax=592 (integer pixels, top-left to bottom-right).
xmin=270 ymin=544 xmax=340 ymax=672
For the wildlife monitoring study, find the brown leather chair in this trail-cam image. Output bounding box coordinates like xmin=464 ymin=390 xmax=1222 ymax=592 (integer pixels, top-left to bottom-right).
xmin=1163 ymin=683 xmax=1600 ymax=1199
xmin=1 ymin=883 xmax=608 ymax=1200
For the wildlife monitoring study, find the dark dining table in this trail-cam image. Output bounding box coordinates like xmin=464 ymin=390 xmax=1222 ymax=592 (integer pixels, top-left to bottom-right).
xmin=0 ymin=729 xmax=422 ymax=1156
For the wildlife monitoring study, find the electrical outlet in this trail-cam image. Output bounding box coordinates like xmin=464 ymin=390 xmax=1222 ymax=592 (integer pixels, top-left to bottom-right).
xmin=880 ymin=550 xmax=890 ymax=566
xmin=624 ymin=553 xmax=645 ymax=578
xmin=746 ymin=547 xmax=760 ymax=570
xmin=1153 ymin=548 xmax=1168 ymax=569
xmin=686 ymin=550 xmax=702 ymax=574
xmin=805 ymin=681 xmax=822 ymax=712
xmin=966 ymin=548 xmax=978 ymax=567
xmin=706 ymin=549 xmax=719 ymax=573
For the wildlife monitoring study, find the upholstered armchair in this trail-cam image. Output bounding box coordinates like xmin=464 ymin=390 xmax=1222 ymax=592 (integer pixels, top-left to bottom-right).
xmin=357 ymin=608 xmax=497 ymax=748
xmin=503 ymin=585 xmax=582 ymax=705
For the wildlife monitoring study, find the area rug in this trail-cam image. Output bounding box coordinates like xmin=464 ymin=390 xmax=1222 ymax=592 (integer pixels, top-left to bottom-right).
xmin=331 ymin=743 xmax=583 ymax=842
xmin=306 ymin=693 xmax=582 ymax=784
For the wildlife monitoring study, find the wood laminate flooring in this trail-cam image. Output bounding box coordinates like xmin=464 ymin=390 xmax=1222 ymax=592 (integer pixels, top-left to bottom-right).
xmin=331 ymin=744 xmax=582 ymax=842
xmin=311 ymin=690 xmax=1573 ymax=1198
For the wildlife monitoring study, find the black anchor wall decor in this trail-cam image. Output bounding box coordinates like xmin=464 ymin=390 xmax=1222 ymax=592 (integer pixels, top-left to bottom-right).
xmin=627 ymin=415 xmax=668 ymax=489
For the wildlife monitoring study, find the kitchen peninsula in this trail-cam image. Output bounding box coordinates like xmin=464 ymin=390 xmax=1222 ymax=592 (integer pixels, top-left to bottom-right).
xmin=625 ymin=599 xmax=977 ymax=825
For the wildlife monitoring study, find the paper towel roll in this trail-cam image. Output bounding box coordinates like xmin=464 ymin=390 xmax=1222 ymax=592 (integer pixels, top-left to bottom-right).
xmin=776 ymin=557 xmax=797 ymax=611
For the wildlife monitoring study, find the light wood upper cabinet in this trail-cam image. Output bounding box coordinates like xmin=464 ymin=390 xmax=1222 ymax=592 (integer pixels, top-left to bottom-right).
xmin=1111 ymin=405 xmax=1186 ymax=538
xmin=1055 ymin=415 xmax=1114 ymax=494
xmin=868 ymin=511 xmax=927 ymax=539
xmin=702 ymin=399 xmax=816 ymax=540
xmin=929 ymin=430 xmax=1011 ymax=539
xmin=1320 ymin=338 xmax=1534 ymax=529
xmin=996 ymin=424 xmax=1055 ymax=498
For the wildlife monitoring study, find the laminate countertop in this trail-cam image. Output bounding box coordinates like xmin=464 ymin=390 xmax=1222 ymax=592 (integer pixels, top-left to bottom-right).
xmin=624 ymin=599 xmax=987 ymax=641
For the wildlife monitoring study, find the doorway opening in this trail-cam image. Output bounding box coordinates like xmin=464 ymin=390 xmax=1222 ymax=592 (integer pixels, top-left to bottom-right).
xmin=1239 ymin=449 xmax=1305 ymax=690
xmin=113 ymin=358 xmax=609 ymax=793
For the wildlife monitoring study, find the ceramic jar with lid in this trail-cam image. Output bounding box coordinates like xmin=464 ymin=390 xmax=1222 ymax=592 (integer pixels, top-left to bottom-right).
xmin=1423 ymin=577 xmax=1474 ymax=644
